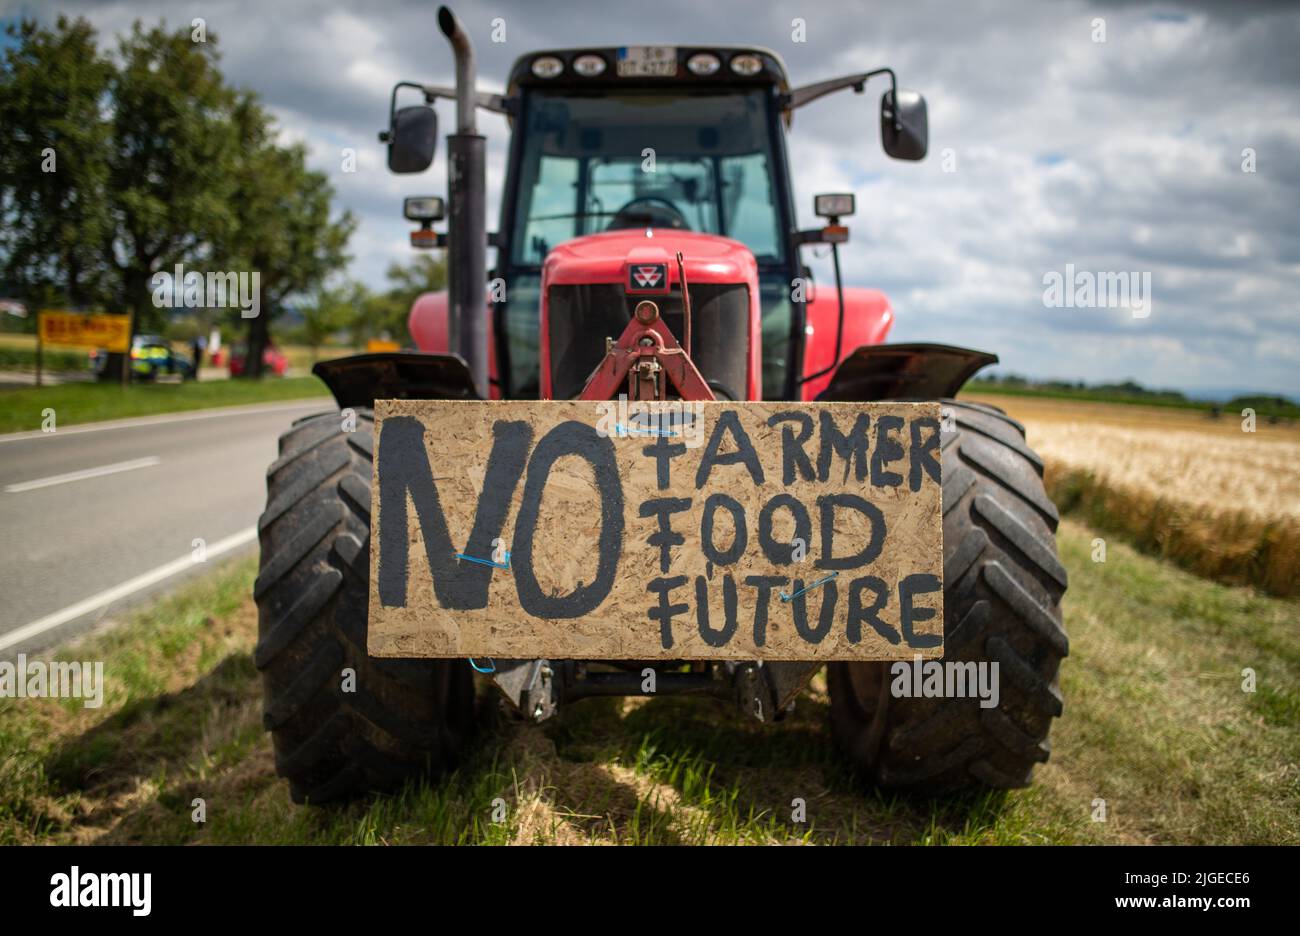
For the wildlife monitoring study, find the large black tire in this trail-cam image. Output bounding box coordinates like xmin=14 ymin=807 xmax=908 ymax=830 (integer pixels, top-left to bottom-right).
xmin=828 ymin=398 xmax=1069 ymax=792
xmin=254 ymin=408 xmax=476 ymax=803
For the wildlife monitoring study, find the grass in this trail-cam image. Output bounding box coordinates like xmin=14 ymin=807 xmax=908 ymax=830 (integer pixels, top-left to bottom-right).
xmin=0 ymin=376 xmax=330 ymax=434
xmin=280 ymin=343 xmax=357 ymax=372
xmin=0 ymin=345 xmax=90 ymax=372
xmin=1 ymin=519 xmax=1295 ymax=845
xmin=0 ymin=333 xmax=42 ymax=350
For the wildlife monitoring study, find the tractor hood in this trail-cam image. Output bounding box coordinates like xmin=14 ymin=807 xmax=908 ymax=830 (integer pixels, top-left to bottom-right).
xmin=539 ymin=228 xmax=763 ymax=400
xmin=541 ymin=228 xmax=758 ymax=293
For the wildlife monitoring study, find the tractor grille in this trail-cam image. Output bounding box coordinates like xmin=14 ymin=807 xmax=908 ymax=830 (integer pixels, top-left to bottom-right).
xmin=547 ymin=282 xmax=749 ymax=400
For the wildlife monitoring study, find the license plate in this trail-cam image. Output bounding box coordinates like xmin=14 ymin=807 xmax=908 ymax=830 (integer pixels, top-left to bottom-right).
xmin=617 ymin=46 xmax=677 ymax=77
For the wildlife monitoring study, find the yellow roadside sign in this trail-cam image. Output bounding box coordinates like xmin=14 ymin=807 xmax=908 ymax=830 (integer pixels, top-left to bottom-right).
xmin=38 ymin=311 xmax=132 ymax=353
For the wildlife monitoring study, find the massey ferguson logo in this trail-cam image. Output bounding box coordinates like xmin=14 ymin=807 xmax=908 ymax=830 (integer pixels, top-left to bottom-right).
xmin=629 ymin=263 xmax=667 ymax=291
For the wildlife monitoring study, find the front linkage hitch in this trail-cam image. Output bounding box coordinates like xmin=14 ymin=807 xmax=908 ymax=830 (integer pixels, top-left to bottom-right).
xmin=487 ymin=658 xmax=820 ymax=724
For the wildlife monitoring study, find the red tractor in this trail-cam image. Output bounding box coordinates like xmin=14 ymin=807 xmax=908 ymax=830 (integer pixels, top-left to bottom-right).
xmin=255 ymin=6 xmax=1066 ymax=803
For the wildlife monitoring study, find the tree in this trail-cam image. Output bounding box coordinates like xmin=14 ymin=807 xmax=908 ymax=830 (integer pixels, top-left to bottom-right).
xmin=0 ymin=17 xmax=355 ymax=380
xmin=301 ymin=282 xmax=364 ymax=362
xmin=0 ymin=18 xmax=114 ymax=312
xmin=222 ymin=96 xmax=355 ymax=377
xmin=385 ymin=254 xmax=448 ymax=300
xmin=101 ymin=21 xmax=244 ymax=378
xmin=350 ymin=254 xmax=447 ymax=344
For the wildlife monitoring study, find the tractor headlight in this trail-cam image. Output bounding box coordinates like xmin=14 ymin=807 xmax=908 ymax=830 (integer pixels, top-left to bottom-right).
xmin=814 ymin=193 xmax=856 ymax=218
xmin=572 ymin=54 xmax=607 ymax=77
xmin=686 ymin=52 xmax=721 ymax=76
xmin=531 ymin=55 xmax=564 ymax=78
xmin=404 ymin=196 xmax=446 ymax=223
xmin=729 ymin=54 xmax=763 ymax=76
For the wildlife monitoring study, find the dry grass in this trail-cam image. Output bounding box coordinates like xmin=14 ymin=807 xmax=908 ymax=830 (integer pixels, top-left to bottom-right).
xmin=1028 ymin=422 xmax=1300 ymax=522
xmin=967 ymin=393 xmax=1300 ymax=597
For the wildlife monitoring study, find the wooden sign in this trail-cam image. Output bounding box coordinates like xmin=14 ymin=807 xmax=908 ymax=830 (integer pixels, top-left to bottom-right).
xmin=368 ymin=399 xmax=943 ymax=661
xmin=38 ymin=310 xmax=131 ymax=352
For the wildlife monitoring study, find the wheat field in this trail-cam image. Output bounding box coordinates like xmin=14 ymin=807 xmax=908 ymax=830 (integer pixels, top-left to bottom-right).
xmin=966 ymin=394 xmax=1300 ymax=596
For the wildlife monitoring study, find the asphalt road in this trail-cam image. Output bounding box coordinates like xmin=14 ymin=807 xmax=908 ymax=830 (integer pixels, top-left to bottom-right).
xmin=0 ymin=399 xmax=331 ymax=658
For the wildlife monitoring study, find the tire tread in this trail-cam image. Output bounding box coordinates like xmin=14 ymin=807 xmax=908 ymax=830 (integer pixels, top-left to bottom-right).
xmin=829 ymin=398 xmax=1068 ymax=793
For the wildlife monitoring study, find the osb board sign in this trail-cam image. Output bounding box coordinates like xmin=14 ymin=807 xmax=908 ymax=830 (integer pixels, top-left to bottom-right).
xmin=368 ymin=399 xmax=943 ymax=661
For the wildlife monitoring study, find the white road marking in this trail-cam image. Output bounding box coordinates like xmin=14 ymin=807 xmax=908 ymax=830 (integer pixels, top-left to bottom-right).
xmin=0 ymin=397 xmax=329 ymax=444
xmin=4 ymin=456 xmax=162 ymax=493
xmin=0 ymin=526 xmax=258 ymax=653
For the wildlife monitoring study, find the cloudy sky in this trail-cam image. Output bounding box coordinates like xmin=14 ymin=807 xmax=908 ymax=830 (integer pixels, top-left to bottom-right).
xmin=7 ymin=0 xmax=1299 ymax=397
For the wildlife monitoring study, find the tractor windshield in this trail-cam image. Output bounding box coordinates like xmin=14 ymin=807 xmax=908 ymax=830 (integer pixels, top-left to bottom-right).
xmin=511 ymin=89 xmax=785 ymax=266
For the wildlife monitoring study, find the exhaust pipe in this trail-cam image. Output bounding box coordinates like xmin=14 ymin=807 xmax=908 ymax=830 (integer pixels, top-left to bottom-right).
xmin=438 ymin=5 xmax=476 ymax=135
xmin=438 ymin=6 xmax=488 ymax=399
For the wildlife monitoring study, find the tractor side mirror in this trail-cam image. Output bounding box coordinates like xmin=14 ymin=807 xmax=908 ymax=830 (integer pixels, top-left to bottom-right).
xmin=880 ymin=89 xmax=928 ymax=161
xmin=385 ymin=105 xmax=438 ymax=174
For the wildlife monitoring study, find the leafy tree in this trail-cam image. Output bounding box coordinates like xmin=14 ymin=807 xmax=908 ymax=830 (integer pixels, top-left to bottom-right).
xmin=301 ymin=281 xmax=365 ymax=362
xmin=385 ymin=253 xmax=447 ymax=299
xmin=0 ymin=17 xmax=355 ymax=380
xmin=102 ymin=21 xmax=243 ymax=377
xmin=352 ymin=289 xmax=404 ymax=345
xmin=351 ymin=254 xmax=447 ymax=343
xmin=221 ymin=95 xmax=355 ymax=377
xmin=0 ymin=18 xmax=114 ymax=311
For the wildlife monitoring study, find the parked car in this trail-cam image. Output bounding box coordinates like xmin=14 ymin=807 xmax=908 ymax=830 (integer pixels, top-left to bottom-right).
xmin=228 ymin=343 xmax=289 ymax=377
xmin=91 ymin=335 xmax=194 ymax=381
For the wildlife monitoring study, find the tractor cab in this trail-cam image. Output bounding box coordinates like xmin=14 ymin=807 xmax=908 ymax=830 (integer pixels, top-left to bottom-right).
xmin=499 ymin=47 xmax=799 ymax=401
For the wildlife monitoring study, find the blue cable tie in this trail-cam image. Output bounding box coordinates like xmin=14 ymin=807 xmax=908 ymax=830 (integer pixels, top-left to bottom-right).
xmin=455 ymin=551 xmax=511 ymax=571
xmin=614 ymin=422 xmax=677 ymax=437
xmin=779 ymin=571 xmax=839 ymax=603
